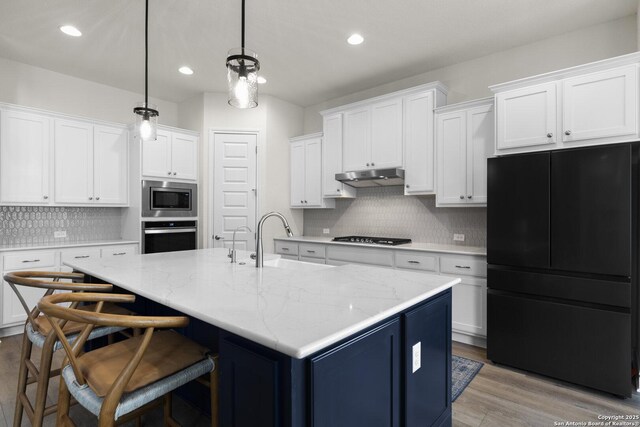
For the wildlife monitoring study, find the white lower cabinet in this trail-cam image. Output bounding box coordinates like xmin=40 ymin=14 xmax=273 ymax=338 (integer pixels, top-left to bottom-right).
xmin=1 ymin=243 xmax=138 ymax=332
xmin=274 ymin=239 xmax=487 ymax=345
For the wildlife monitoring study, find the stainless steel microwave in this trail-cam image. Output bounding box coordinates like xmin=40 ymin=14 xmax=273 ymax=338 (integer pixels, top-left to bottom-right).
xmin=142 ymin=180 xmax=197 ymax=218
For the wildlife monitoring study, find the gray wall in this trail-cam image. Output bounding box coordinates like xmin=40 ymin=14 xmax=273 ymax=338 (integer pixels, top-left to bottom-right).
xmin=304 ymin=187 xmax=486 ymax=248
xmin=0 ymin=206 xmax=122 ymax=246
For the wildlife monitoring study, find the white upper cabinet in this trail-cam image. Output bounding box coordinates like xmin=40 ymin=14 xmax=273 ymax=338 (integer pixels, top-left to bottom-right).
xmin=93 ymin=125 xmax=128 ymax=205
xmin=0 ymin=109 xmax=51 ymax=204
xmin=370 ymin=98 xmax=403 ymax=169
xmin=290 ymin=134 xmax=334 ymax=209
xmin=170 ymin=132 xmax=198 ymax=180
xmin=495 ymin=82 xmax=557 ymax=151
xmin=492 ymin=53 xmax=640 ymax=154
xmin=321 ymin=114 xmax=356 ymax=198
xmin=343 ymin=98 xmax=403 ymax=171
xmin=142 ymin=129 xmax=171 ymax=179
xmin=54 ymin=120 xmax=128 ymax=206
xmin=403 ymin=91 xmax=436 ymax=195
xmin=436 ymin=99 xmax=494 ymax=207
xmin=343 ymin=107 xmax=371 ymax=171
xmin=141 ymin=129 xmax=198 ymax=181
xmin=562 ymin=65 xmax=637 ymax=143
xmin=54 ymin=119 xmax=93 ymax=204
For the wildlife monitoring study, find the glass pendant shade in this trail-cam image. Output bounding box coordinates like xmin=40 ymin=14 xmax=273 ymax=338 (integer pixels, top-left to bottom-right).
xmin=226 ymin=48 xmax=260 ymax=109
xmin=134 ymin=102 xmax=159 ymax=142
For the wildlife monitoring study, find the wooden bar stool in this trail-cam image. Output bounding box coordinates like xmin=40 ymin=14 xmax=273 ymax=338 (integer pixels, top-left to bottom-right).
xmin=4 ymin=271 xmax=134 ymax=427
xmin=38 ymin=292 xmax=219 ymax=427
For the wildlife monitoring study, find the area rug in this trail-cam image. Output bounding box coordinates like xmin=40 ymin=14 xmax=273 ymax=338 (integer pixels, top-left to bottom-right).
xmin=452 ymin=355 xmax=484 ymax=401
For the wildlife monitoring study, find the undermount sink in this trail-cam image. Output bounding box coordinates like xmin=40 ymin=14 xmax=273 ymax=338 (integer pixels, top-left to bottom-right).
xmin=263 ymin=258 xmax=335 ymax=271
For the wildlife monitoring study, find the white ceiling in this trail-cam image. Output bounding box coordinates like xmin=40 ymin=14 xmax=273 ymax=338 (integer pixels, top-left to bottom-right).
xmin=0 ymin=0 xmax=636 ymax=107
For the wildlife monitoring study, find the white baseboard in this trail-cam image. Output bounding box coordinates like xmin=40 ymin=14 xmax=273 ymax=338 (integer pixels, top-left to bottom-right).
xmin=0 ymin=324 xmax=24 ymax=338
xmin=452 ymin=331 xmax=486 ymax=348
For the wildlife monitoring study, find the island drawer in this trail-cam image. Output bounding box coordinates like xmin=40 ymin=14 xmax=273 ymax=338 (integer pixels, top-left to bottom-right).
xmin=440 ymin=256 xmax=486 ymax=277
xmin=299 ymin=243 xmax=325 ymax=259
xmin=275 ymin=241 xmax=299 ymax=256
xmin=4 ymin=251 xmax=57 ymax=271
xmin=395 ymin=251 xmax=437 ymax=272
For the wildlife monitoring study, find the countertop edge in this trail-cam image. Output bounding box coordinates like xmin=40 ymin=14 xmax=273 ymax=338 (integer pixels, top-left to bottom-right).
xmin=0 ymin=240 xmax=140 ymax=253
xmin=274 ymin=237 xmax=487 ymax=256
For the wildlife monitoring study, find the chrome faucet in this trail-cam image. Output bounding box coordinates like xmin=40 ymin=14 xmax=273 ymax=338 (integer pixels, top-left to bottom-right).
xmin=228 ymin=226 xmax=252 ymax=263
xmin=256 ymin=212 xmax=293 ymax=267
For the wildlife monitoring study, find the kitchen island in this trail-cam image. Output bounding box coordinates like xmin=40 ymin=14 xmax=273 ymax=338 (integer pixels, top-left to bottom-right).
xmin=65 ymin=248 xmax=460 ymax=427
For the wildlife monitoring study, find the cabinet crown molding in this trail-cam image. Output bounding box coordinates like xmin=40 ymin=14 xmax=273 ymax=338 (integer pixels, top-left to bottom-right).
xmin=319 ymin=81 xmax=449 ymax=116
xmin=289 ymin=132 xmax=323 ymax=143
xmin=0 ymin=102 xmax=127 ymax=130
xmin=434 ymin=97 xmax=494 ymax=115
xmin=489 ymin=51 xmax=640 ymax=93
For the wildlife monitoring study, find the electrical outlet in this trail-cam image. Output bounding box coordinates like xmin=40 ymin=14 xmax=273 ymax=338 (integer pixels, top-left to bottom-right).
xmin=54 ymin=230 xmax=67 ymax=239
xmin=412 ymin=342 xmax=421 ymax=373
xmin=453 ymin=234 xmax=465 ymax=242
xmin=323 ymin=228 xmax=330 ymax=235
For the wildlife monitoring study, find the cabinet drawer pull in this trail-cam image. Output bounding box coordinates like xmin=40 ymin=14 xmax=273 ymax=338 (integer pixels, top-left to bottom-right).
xmin=281 ymin=247 xmax=290 ymax=251
xmin=74 ymin=255 xmax=90 ymax=259
xmin=455 ymin=265 xmax=471 ymax=269
xmin=112 ymin=252 xmax=127 ymax=256
xmin=408 ymin=260 xmax=420 ymax=264
xmin=306 ymin=250 xmax=316 ymax=253
xmin=21 ymin=259 xmax=41 ymax=263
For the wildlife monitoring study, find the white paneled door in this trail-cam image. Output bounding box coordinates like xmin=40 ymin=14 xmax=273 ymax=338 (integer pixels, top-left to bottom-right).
xmin=212 ymin=132 xmax=257 ymax=252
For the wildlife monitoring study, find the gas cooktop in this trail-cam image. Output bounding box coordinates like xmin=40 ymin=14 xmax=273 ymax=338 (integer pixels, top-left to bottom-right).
xmin=332 ymin=236 xmax=412 ymax=246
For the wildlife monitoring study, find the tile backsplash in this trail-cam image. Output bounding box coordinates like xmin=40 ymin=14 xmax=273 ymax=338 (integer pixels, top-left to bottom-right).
xmin=0 ymin=206 xmax=122 ymax=246
xmin=303 ymin=186 xmax=486 ymax=247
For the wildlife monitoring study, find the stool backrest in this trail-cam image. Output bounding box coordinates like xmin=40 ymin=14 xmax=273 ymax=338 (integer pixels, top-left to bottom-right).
xmin=38 ymin=292 xmax=189 ymax=414
xmin=3 ymin=271 xmax=113 ymax=332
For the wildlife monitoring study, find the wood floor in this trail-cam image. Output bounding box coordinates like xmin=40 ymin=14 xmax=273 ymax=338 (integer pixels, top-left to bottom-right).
xmin=0 ymin=334 xmax=638 ymax=426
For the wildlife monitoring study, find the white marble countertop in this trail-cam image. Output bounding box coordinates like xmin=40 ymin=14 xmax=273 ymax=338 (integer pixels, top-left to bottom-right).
xmin=0 ymin=239 xmax=140 ymax=253
xmin=274 ymin=236 xmax=487 ymax=256
xmin=64 ymin=248 xmax=459 ymax=359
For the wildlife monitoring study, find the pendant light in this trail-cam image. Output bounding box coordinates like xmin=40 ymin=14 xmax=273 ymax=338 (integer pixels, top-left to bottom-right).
xmin=133 ymin=0 xmax=159 ymax=141
xmin=226 ymin=0 xmax=260 ymax=109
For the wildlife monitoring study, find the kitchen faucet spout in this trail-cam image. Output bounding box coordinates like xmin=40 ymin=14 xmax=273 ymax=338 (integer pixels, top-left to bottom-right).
xmin=256 ymin=212 xmax=293 ymax=267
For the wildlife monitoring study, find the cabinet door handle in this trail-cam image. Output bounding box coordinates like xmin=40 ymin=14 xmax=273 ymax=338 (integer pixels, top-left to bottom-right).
xmin=337 ymin=188 xmax=341 ymax=192
xmin=89 ymin=197 xmax=93 ymax=200
xmin=455 ymin=265 xmax=471 ymax=269
xmin=112 ymin=252 xmax=127 ymax=256
xmin=547 ymin=133 xmax=553 ymax=138
xmin=304 ymin=200 xmax=307 ymax=204
xmin=459 ymin=195 xmax=464 ymax=200
xmin=167 ymin=171 xmax=172 ymax=175
xmin=467 ymin=195 xmax=472 ymax=199
xmin=43 ymin=195 xmax=49 ymax=200
xmin=21 ymin=259 xmax=41 ymax=263
xmin=74 ymin=255 xmax=90 ymax=259
xmin=564 ymin=130 xmax=572 ymax=136
xmin=371 ymin=162 xmax=375 ymax=166
xmin=406 ymin=184 xmax=410 ymax=189
xmin=408 ymin=260 xmax=420 ymax=264
xmin=366 ymin=163 xmax=370 ymax=166
xmin=173 ymin=172 xmax=177 ymax=175
xmin=96 ymin=197 xmax=100 ymax=201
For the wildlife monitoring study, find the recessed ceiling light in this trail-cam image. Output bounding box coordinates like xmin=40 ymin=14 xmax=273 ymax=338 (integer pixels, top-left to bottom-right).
xmin=178 ymin=66 xmax=194 ymax=75
xmin=347 ymin=33 xmax=364 ymax=45
xmin=60 ymin=25 xmax=82 ymax=37
xmin=257 ymin=76 xmax=267 ymax=84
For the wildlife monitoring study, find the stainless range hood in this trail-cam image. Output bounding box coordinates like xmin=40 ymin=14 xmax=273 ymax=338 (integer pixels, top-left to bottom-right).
xmin=335 ymin=168 xmax=405 ymax=188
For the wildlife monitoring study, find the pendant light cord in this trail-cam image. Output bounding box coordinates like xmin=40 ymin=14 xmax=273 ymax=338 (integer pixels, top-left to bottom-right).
xmin=145 ymin=0 xmax=149 ymax=108
xmin=241 ymin=0 xmax=245 ymax=53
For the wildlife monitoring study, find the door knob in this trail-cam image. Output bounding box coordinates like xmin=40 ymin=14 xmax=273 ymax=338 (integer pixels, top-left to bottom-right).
xmin=214 ymin=235 xmax=223 ymax=240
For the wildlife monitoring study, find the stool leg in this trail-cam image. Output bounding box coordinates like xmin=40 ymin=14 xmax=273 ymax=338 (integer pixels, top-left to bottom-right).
xmin=57 ymin=374 xmax=72 ymax=426
xmin=163 ymin=393 xmax=173 ymax=427
xmin=13 ymin=331 xmax=32 ymax=427
xmin=31 ymin=341 xmax=55 ymax=427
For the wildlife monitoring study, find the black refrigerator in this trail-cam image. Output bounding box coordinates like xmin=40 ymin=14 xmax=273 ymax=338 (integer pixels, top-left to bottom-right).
xmin=487 ymin=142 xmax=639 ymax=397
